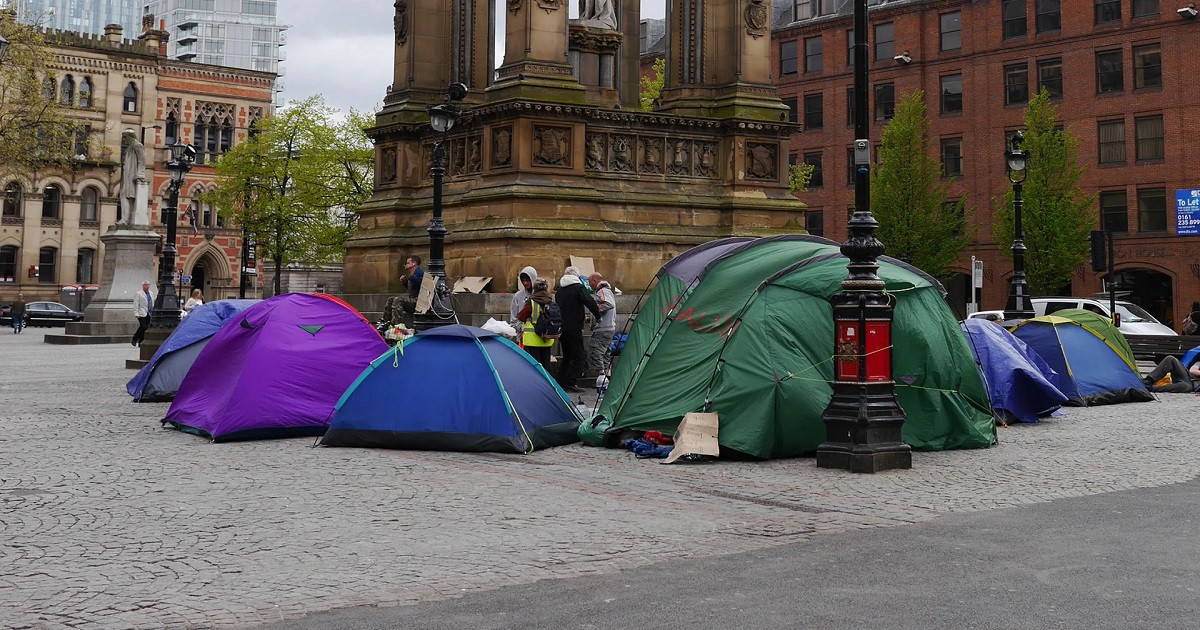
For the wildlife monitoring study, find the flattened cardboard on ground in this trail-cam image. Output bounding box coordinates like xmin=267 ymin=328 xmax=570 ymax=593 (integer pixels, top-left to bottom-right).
xmin=414 ymin=273 xmax=436 ymax=314
xmin=569 ymin=256 xmax=596 ymax=277
xmin=663 ymin=412 xmax=720 ymax=464
xmin=454 ymin=276 xmax=492 ymax=294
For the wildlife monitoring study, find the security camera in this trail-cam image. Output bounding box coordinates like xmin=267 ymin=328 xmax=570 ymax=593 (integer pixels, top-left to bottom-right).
xmin=893 ymin=52 xmax=912 ymax=64
xmin=1179 ymin=3 xmax=1198 ymax=16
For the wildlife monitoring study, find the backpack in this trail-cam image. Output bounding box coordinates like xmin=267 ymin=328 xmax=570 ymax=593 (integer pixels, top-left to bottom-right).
xmin=532 ymin=301 xmax=563 ymax=339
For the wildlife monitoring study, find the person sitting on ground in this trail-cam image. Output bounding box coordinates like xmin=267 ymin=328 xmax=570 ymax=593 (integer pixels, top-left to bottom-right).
xmin=1143 ymin=355 xmax=1200 ymax=393
xmin=383 ymin=254 xmax=425 ymax=326
xmin=183 ymin=289 xmax=203 ymax=316
xmin=517 ymin=278 xmax=555 ymax=373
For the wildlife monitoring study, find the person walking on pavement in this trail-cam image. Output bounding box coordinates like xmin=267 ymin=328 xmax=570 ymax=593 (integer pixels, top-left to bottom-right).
xmin=516 ymin=278 xmax=556 ymax=373
xmin=131 ymin=281 xmax=154 ymax=346
xmin=11 ymin=293 xmax=25 ymax=333
xmin=586 ymin=273 xmax=616 ymax=375
xmin=555 ymin=267 xmax=600 ymax=392
xmin=509 ymin=265 xmax=538 ymax=327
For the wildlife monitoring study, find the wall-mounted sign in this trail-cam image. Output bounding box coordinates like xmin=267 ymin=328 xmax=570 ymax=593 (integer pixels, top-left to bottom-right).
xmin=1176 ymin=189 xmax=1200 ymax=236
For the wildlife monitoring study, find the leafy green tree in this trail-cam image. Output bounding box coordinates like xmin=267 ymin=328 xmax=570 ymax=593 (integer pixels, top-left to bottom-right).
xmin=0 ymin=14 xmax=78 ymax=172
xmin=640 ymin=58 xmax=665 ymax=111
xmin=206 ymin=96 xmax=374 ymax=295
xmin=870 ymin=90 xmax=972 ymax=278
xmin=788 ymin=162 xmax=814 ymax=194
xmin=994 ymin=90 xmax=1095 ymax=295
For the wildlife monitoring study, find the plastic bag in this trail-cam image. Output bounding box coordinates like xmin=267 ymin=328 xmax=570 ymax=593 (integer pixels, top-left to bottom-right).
xmin=481 ymin=317 xmax=518 ymax=338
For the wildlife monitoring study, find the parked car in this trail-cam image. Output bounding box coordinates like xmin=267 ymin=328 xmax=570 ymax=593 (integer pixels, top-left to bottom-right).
xmin=967 ymin=299 xmax=1175 ymax=336
xmin=0 ymin=303 xmax=10 ymax=323
xmin=14 ymin=301 xmax=84 ymax=327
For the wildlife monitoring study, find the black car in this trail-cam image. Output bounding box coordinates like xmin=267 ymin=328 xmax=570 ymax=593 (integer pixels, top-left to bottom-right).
xmin=14 ymin=301 xmax=84 ymax=327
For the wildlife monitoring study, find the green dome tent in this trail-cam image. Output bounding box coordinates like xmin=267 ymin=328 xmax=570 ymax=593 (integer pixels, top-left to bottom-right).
xmin=583 ymin=236 xmax=996 ymax=459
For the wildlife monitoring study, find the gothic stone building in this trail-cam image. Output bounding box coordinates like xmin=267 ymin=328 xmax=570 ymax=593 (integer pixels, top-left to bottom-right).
xmin=0 ymin=20 xmax=273 ymax=306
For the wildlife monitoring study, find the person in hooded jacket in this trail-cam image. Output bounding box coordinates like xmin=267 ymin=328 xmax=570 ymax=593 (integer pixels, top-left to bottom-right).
xmin=586 ymin=272 xmax=617 ymax=374
xmin=555 ymin=267 xmax=600 ymax=392
xmin=517 ymin=278 xmax=555 ymax=372
xmin=509 ymin=265 xmax=537 ymax=326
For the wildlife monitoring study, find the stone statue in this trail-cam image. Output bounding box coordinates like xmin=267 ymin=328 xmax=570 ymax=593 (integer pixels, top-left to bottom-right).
xmin=118 ymin=129 xmax=148 ymax=225
xmin=578 ymin=0 xmax=617 ymax=29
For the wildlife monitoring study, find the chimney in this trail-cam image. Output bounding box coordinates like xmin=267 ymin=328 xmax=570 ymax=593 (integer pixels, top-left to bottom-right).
xmin=138 ymin=14 xmax=167 ymax=54
xmin=103 ymin=23 xmax=123 ymax=44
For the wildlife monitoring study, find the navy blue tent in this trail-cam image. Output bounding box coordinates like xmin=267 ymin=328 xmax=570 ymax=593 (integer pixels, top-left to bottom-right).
xmin=961 ymin=319 xmax=1068 ymax=423
xmin=1183 ymin=345 xmax=1200 ymax=370
xmin=1011 ymin=315 xmax=1154 ymax=406
xmin=321 ymin=325 xmax=582 ymax=453
xmin=126 ymin=299 xmax=258 ymax=402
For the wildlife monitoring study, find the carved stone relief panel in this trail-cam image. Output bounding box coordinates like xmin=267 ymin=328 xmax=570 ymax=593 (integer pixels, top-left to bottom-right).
xmin=463 ymin=135 xmax=483 ymax=174
xmin=534 ymin=0 xmax=563 ymax=12
xmin=533 ymin=125 xmax=572 ymax=167
xmin=492 ymin=126 xmax=513 ymax=168
xmin=610 ymin=135 xmax=634 ymax=172
xmin=745 ymin=142 xmax=777 ymax=180
xmin=668 ymin=139 xmax=692 ymax=176
xmin=695 ymin=142 xmax=718 ymax=178
xmin=638 ymin=136 xmax=664 ymax=174
xmin=744 ymin=0 xmax=768 ymax=39
xmin=394 ymin=1 xmax=409 ymax=45
xmin=584 ymin=133 xmax=606 ymax=170
xmin=421 ymin=143 xmax=434 ymax=183
xmin=381 ymin=146 xmax=398 ymax=183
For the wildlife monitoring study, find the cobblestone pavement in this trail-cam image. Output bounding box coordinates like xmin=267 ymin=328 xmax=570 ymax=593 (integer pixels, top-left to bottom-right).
xmin=2 ymin=328 xmax=1198 ymax=629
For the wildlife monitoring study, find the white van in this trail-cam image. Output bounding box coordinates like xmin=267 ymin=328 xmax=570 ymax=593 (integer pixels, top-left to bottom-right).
xmin=1031 ymin=298 xmax=1176 ymax=336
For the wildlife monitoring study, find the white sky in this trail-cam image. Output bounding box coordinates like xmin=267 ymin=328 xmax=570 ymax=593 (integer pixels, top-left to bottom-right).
xmin=279 ymin=0 xmax=667 ymax=115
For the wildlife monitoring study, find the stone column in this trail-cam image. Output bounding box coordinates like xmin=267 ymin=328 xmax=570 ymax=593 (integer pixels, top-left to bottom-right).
xmin=452 ymin=0 xmax=494 ymax=102
xmin=489 ymin=0 xmax=586 ymax=104
xmin=618 ymin=0 xmax=641 ymax=109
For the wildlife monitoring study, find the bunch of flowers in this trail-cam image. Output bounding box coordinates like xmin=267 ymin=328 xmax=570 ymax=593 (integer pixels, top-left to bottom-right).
xmin=384 ymin=325 xmax=414 ymax=343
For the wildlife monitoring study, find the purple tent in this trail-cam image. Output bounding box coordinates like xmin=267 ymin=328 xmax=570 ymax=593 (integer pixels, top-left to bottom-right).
xmin=163 ymin=293 xmax=387 ymax=441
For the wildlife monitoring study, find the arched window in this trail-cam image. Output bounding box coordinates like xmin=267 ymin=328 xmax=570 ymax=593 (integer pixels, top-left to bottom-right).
xmin=60 ymin=75 xmax=74 ymax=106
xmin=76 ymin=248 xmax=95 ymax=284
xmin=194 ymin=102 xmax=234 ymax=164
xmin=189 ymin=200 xmax=200 ymax=228
xmin=38 ymin=247 xmax=57 ymax=284
xmin=220 ymin=122 xmax=233 ymax=155
xmin=42 ymin=185 xmax=62 ymax=219
xmin=216 ymin=205 xmax=226 ymax=227
xmin=78 ymin=77 xmax=93 ymax=108
xmin=202 ymin=201 xmax=213 ymax=227
xmin=42 ymin=75 xmax=56 ymax=101
xmin=80 ymin=187 xmax=99 ymax=222
xmin=165 ymin=112 xmax=178 ymax=145
xmin=123 ymin=82 xmax=139 ymax=112
xmin=2 ymin=182 xmax=21 ymax=217
xmin=0 ymin=245 xmax=18 ymax=282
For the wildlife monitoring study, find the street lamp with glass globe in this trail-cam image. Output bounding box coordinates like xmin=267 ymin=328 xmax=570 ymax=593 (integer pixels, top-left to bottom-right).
xmin=1003 ymin=131 xmax=1034 ymax=321
xmin=412 ymin=83 xmax=467 ymax=331
xmin=150 ymin=141 xmax=195 ymax=328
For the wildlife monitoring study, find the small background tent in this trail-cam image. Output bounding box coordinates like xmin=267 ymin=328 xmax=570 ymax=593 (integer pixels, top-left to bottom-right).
xmin=163 ymin=293 xmax=387 ymax=441
xmin=1010 ymin=314 xmax=1153 ymax=406
xmin=961 ymin=319 xmax=1068 ymax=423
xmin=1047 ymin=309 xmax=1138 ymax=368
xmin=322 ymin=325 xmax=581 ymax=453
xmin=587 ymin=236 xmax=996 ymax=459
xmin=126 ymin=299 xmax=257 ymax=402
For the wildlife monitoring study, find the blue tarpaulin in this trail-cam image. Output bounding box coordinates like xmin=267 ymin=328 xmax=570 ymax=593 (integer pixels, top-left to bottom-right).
xmin=961 ymin=319 xmax=1068 ymax=423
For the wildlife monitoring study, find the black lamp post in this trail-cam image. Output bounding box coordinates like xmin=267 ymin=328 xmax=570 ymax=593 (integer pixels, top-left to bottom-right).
xmin=815 ymin=0 xmax=911 ymax=474
xmin=150 ymin=141 xmax=195 ymax=328
xmin=1003 ymin=131 xmax=1034 ymax=321
xmin=412 ymin=83 xmax=467 ymax=331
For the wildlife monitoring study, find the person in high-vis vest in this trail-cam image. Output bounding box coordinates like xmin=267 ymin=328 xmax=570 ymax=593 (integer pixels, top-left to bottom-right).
xmin=517 ymin=278 xmax=555 ymax=372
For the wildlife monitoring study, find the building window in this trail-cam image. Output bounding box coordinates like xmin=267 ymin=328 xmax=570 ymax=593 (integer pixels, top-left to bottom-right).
xmin=1037 ymin=58 xmax=1063 ymax=99
xmin=81 ymin=187 xmax=99 ymax=222
xmin=0 ymin=246 xmax=17 ymax=282
xmin=1096 ymin=50 xmax=1123 ymax=93
xmin=74 ymin=125 xmax=90 ymax=158
xmin=60 ymin=75 xmax=74 ymax=106
xmin=780 ymin=41 xmax=798 ymax=76
xmin=194 ymin=102 xmax=236 ymax=165
xmin=1005 ymin=64 xmax=1029 ymax=105
xmin=42 ymin=185 xmax=62 ymax=219
xmin=804 ymin=93 xmax=824 ymax=130
xmin=941 ymin=138 xmax=964 ymax=177
xmin=202 ymin=202 xmax=214 ymax=228
xmin=1133 ymin=44 xmax=1162 ymax=89
xmin=1036 ymin=0 xmax=1062 ymax=32
xmin=2 ymin=182 xmax=20 ymax=217
xmin=1137 ymin=188 xmax=1166 ymax=232
xmin=847 ymin=147 xmax=857 ymax=185
xmin=1098 ymin=120 xmax=1126 ymax=164
xmin=806 ymin=210 xmax=824 ymax=237
xmin=874 ymin=83 xmax=895 ymax=121
xmin=1003 ymin=0 xmax=1027 ymax=38
xmin=123 ymin=82 xmax=139 ymax=112
xmin=38 ymin=247 xmax=57 ymax=284
xmin=846 ymin=29 xmax=855 ymax=67
xmin=804 ymin=152 xmax=824 ymax=188
xmin=1135 ymin=115 xmax=1164 ymax=161
xmin=805 ymin=36 xmax=823 ymax=73
xmin=77 ymin=77 xmax=93 ymax=108
xmin=76 ymin=248 xmax=95 ymax=284
xmin=783 ymin=97 xmax=799 ymax=124
xmin=940 ymin=12 xmax=962 ymax=51
xmin=846 ymin=88 xmax=856 ymax=126
xmin=796 ymin=0 xmax=839 ymax=20
xmin=874 ymin=23 xmax=893 ymax=62
xmin=1100 ymin=191 xmax=1128 ymax=233
xmin=1095 ymin=0 xmax=1122 ymax=24
xmin=165 ymin=113 xmax=178 ymax=145
xmin=1132 ymin=0 xmax=1159 ymax=16
xmin=941 ymin=74 xmax=963 ymax=114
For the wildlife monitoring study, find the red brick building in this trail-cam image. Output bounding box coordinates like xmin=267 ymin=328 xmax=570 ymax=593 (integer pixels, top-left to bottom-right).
xmin=772 ymin=0 xmax=1199 ymax=326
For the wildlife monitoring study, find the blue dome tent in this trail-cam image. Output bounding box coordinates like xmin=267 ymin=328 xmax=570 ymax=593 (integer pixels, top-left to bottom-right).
xmin=1011 ymin=315 xmax=1153 ymax=406
xmin=321 ymin=325 xmax=582 ymax=453
xmin=961 ymin=319 xmax=1068 ymax=423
